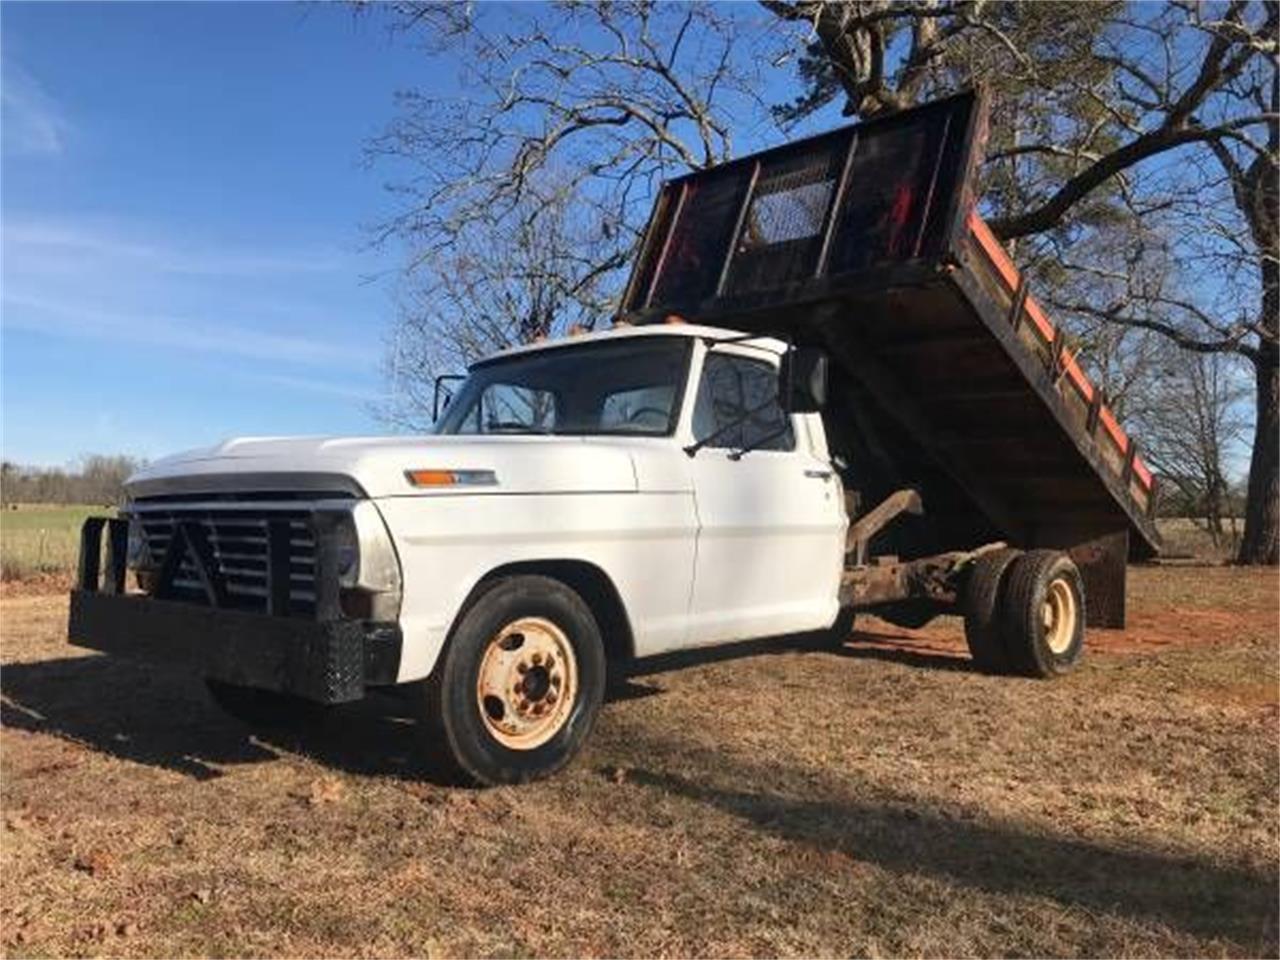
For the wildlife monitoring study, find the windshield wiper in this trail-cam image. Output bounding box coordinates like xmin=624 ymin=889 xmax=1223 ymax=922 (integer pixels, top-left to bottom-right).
xmin=682 ymin=396 xmax=778 ymax=458
xmin=484 ymin=422 xmax=552 ymax=435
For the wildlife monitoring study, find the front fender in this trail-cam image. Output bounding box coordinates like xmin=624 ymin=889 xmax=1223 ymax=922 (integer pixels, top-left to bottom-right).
xmin=374 ymin=491 xmax=698 ymax=682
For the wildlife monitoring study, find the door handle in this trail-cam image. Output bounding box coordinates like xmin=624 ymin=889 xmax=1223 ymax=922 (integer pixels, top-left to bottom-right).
xmin=804 ymin=469 xmax=833 ymax=480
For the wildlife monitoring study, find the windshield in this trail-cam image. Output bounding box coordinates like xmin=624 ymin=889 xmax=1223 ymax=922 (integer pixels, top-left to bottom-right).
xmin=436 ymin=337 xmax=693 ymax=437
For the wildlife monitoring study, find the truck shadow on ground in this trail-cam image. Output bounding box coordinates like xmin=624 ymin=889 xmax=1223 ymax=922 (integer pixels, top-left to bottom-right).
xmin=1 ymin=654 xmax=422 ymax=782
xmin=0 ymin=627 xmax=971 ymax=783
xmin=616 ymin=751 xmax=1277 ymax=952
xmin=628 ymin=626 xmax=973 ymax=677
xmin=0 ymin=653 xmax=664 ymax=784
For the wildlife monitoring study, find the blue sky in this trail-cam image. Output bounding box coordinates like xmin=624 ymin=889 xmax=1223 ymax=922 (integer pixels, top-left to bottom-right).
xmin=0 ymin=2 xmax=812 ymax=468
xmin=2 ymin=2 xmax=438 ymax=466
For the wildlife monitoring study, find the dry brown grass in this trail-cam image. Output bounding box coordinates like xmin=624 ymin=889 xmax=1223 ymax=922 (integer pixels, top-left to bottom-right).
xmin=1155 ymin=517 xmax=1244 ymax=564
xmin=2 ymin=566 xmax=1277 ymax=958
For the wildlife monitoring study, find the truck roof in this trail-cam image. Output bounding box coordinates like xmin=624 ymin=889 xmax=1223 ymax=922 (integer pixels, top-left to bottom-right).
xmin=475 ymin=321 xmax=787 ymax=367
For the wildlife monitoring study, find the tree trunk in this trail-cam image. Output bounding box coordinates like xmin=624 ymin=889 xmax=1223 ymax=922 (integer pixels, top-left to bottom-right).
xmin=1237 ymin=346 xmax=1279 ymax=565
xmin=1234 ymin=132 xmax=1279 ymax=567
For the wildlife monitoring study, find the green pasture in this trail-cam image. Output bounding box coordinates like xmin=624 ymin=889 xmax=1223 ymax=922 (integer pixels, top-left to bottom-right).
xmin=0 ymin=504 xmax=112 ymax=580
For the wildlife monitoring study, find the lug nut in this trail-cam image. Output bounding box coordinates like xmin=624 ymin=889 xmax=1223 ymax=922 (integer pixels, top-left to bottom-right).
xmin=532 ymin=652 xmax=543 ymax=665
xmin=516 ymin=661 xmax=528 ymax=674
xmin=546 ymin=691 xmax=558 ymax=705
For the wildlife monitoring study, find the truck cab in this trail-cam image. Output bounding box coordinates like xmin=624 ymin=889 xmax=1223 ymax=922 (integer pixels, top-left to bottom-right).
xmin=72 ymin=324 xmax=863 ymax=784
xmin=425 ymin=324 xmax=847 ymax=652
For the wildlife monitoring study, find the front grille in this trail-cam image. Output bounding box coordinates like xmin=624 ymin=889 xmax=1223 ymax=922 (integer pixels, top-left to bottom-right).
xmin=137 ymin=507 xmax=318 ymax=617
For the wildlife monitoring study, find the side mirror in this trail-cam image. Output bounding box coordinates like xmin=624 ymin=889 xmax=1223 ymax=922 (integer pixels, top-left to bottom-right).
xmin=779 ymin=347 xmax=829 ymax=413
xmin=433 ymin=374 xmax=467 ymax=422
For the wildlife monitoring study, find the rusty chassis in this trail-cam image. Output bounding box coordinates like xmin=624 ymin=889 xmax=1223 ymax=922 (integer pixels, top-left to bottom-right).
xmin=838 ymin=485 xmax=1004 ymax=611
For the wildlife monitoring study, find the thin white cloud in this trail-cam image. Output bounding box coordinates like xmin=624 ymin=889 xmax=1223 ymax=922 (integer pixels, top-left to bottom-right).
xmin=1 ymin=291 xmax=380 ymax=368
xmin=3 ymin=219 xmax=346 ymax=276
xmin=1 ymin=63 xmax=71 ymax=156
xmin=247 ymin=371 xmax=381 ymax=402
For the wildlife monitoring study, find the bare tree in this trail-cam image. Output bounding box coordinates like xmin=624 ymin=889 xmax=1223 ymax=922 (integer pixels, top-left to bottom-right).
xmin=381 ymin=183 xmax=615 ymax=428
xmin=1031 ymin=123 xmax=1275 ymax=560
xmin=367 ymin=0 xmax=1278 ymax=560
xmin=367 ymin=2 xmax=768 ymax=324
xmin=1129 ymin=347 xmax=1251 ymax=547
xmin=366 ymin=2 xmax=779 ymax=426
xmin=1207 ymin=65 xmax=1278 ymax=564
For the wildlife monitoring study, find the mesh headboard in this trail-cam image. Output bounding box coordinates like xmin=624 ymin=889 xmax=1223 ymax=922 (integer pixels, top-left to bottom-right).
xmin=621 ymin=92 xmax=985 ymax=319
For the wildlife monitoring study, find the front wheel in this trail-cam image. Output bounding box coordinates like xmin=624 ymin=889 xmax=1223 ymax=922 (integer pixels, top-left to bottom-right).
xmin=416 ymin=575 xmax=606 ymax=786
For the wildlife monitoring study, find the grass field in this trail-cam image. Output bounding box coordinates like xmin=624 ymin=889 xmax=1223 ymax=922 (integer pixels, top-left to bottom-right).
xmin=1 ymin=565 xmax=1275 ymax=957
xmin=0 ymin=505 xmax=112 ymax=582
xmin=1157 ymin=517 xmax=1244 ymax=563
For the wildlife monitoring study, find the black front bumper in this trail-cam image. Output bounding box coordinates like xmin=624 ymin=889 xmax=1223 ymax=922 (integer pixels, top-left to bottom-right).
xmin=68 ymin=516 xmax=401 ymax=704
xmin=68 ymin=590 xmax=402 ymax=703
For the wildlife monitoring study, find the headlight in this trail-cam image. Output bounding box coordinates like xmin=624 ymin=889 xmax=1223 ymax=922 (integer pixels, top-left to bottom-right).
xmin=333 ymin=514 xmax=359 ymax=586
xmin=326 ymin=501 xmax=402 ymax=621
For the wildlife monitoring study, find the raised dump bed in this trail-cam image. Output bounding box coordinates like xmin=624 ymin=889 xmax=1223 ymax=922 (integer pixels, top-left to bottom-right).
xmin=618 ymin=91 xmax=1160 ymax=627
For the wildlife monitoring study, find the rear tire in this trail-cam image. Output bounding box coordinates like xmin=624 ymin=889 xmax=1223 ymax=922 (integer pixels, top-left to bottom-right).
xmin=204 ymin=679 xmax=329 ymax=730
xmin=1001 ymin=550 xmax=1085 ymax=677
xmin=962 ymin=548 xmax=1021 ymax=673
xmin=415 ymin=575 xmax=606 ymax=786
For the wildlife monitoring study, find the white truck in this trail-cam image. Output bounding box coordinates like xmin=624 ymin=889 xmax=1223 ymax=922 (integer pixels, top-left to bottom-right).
xmin=69 ymin=93 xmax=1159 ymax=785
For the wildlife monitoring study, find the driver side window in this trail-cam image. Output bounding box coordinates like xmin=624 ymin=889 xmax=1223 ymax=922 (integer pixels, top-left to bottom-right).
xmin=692 ymin=352 xmax=794 ymax=452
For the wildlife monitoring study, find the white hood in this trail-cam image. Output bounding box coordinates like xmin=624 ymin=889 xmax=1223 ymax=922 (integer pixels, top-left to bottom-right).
xmin=125 ymin=434 xmax=658 ymax=500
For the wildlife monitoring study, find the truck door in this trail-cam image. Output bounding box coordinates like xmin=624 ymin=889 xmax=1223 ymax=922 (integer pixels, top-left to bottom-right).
xmin=686 ymin=345 xmax=847 ymax=645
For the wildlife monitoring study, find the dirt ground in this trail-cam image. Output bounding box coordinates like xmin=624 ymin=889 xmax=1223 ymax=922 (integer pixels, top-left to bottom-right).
xmin=1 ymin=565 xmax=1276 ymax=958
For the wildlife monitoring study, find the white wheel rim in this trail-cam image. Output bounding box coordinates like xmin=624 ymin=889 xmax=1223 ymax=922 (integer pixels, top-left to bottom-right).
xmin=475 ymin=617 xmax=577 ymax=750
xmin=1043 ymin=578 xmax=1078 ymax=655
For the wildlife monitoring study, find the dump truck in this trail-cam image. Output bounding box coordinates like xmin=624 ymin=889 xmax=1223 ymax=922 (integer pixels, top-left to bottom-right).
xmin=69 ymin=91 xmax=1159 ymax=786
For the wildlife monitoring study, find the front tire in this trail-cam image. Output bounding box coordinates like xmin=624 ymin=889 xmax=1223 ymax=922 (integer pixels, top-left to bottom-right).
xmin=1001 ymin=550 xmax=1085 ymax=677
xmin=416 ymin=575 xmax=606 ymax=786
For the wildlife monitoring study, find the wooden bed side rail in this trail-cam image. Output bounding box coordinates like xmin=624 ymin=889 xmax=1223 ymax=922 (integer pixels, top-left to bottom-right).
xmin=967 ymin=212 xmax=1154 ymax=494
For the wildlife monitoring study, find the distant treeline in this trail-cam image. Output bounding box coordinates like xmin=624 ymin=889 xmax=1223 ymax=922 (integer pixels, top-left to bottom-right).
xmin=1 ymin=455 xmax=144 ymax=507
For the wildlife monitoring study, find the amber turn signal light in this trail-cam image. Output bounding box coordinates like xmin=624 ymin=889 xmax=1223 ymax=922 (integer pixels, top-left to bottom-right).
xmin=404 ymin=468 xmax=497 ymax=488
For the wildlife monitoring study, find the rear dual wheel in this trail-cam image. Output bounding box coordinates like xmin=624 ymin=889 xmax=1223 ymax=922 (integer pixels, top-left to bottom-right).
xmin=962 ymin=549 xmax=1021 ymax=673
xmin=1002 ymin=550 xmax=1085 ymax=677
xmin=963 ymin=549 xmax=1084 ymax=677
